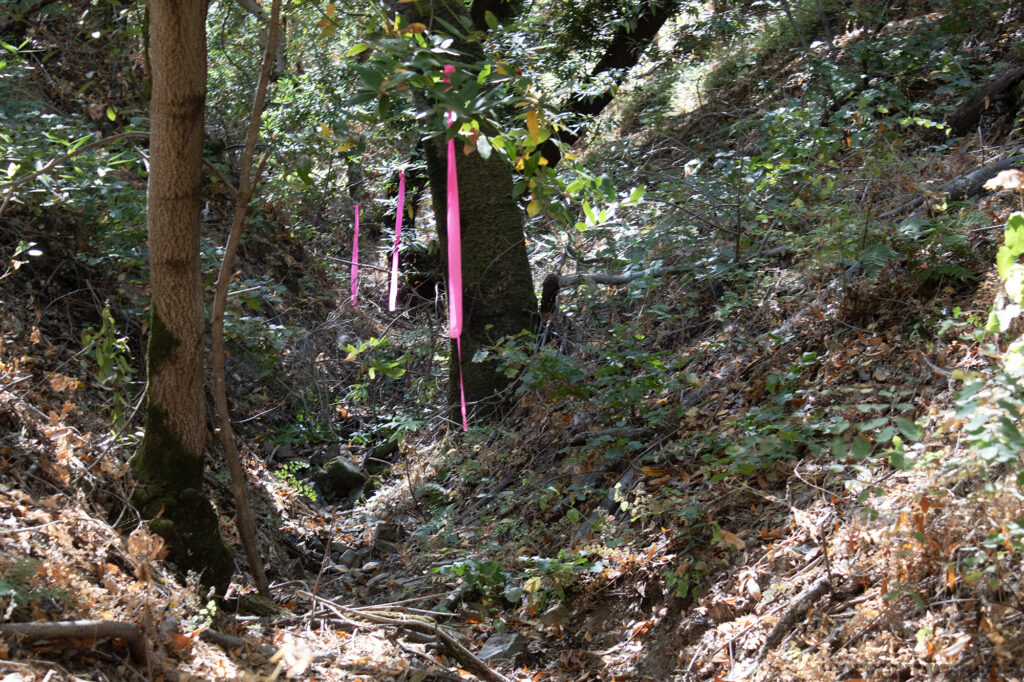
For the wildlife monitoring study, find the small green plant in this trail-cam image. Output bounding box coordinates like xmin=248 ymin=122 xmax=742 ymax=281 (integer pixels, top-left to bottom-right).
xmin=435 ymin=558 xmax=508 ymax=603
xmin=663 ymin=561 xmax=702 ymax=600
xmin=0 ymin=559 xmax=72 ymax=620
xmin=81 ymin=305 xmax=136 ymax=430
xmin=274 ymin=460 xmax=318 ymax=502
xmin=953 ymin=214 xmax=1024 ymax=483
xmin=342 ymin=337 xmax=409 ymax=403
xmin=0 ymin=240 xmax=36 ymax=280
xmin=514 ymin=550 xmax=596 ymax=608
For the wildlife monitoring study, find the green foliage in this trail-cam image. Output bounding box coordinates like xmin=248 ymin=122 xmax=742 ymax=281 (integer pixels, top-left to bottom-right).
xmin=342 ymin=337 xmax=409 ymax=404
xmin=274 ymin=460 xmax=317 ymax=502
xmin=515 ymin=550 xmax=596 ymax=608
xmin=955 ymin=214 xmax=1024 ymax=484
xmin=0 ymin=559 xmax=72 ymax=619
xmin=0 ymin=240 xmax=37 ymax=280
xmin=436 ymin=557 xmax=508 ymax=602
xmin=81 ymin=306 xmax=136 ymax=431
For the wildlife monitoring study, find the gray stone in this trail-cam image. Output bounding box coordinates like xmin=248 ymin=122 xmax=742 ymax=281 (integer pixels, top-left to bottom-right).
xmin=374 ymin=539 xmax=398 ymax=555
xmin=476 ymin=632 xmax=527 ymax=662
xmin=374 ymin=521 xmax=400 ymax=541
xmin=338 ymin=549 xmax=361 ymax=567
xmin=316 ymin=456 xmax=367 ymax=500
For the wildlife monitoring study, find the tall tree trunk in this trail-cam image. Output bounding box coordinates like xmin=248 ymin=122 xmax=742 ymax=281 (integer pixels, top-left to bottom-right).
xmin=423 ymin=130 xmax=537 ymax=419
xmin=392 ymin=0 xmax=538 ymax=420
xmin=543 ymin=0 xmax=680 ymax=165
xmin=132 ymin=0 xmax=233 ymax=595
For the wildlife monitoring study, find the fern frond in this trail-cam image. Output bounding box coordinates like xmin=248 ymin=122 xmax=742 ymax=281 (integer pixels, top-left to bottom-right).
xmin=858 ymin=242 xmax=899 ymax=278
xmin=912 ymin=263 xmax=979 ymax=282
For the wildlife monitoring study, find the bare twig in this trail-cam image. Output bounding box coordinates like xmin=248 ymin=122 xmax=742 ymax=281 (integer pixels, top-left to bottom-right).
xmin=199 ymin=628 xmax=277 ymax=658
xmin=296 ymin=592 xmax=512 ymax=682
xmin=208 ymin=0 xmax=282 ymax=599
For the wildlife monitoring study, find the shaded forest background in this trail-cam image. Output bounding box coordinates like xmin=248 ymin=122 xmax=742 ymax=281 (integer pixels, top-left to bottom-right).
xmin=2 ymin=0 xmax=1024 ymax=679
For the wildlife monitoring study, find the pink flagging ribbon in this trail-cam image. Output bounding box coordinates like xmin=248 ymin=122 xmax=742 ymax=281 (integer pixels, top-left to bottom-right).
xmin=388 ymin=172 xmax=406 ymax=312
xmin=445 ymin=74 xmax=468 ymax=431
xmin=445 ymin=112 xmax=463 ymax=339
xmin=350 ymin=203 xmax=359 ymax=306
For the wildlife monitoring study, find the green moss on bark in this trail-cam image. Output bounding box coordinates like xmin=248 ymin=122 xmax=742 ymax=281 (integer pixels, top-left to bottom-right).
xmin=132 ymin=309 xmax=232 ymax=594
xmin=145 ymin=489 xmax=233 ymax=595
xmin=146 ymin=307 xmax=179 ymax=379
xmin=132 ymin=404 xmax=203 ymax=492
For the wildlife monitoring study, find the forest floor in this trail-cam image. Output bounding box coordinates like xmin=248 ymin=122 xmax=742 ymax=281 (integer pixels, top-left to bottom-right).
xmin=3 ymin=154 xmax=1024 ymax=681
xmin=5 ymin=6 xmax=1024 ymax=682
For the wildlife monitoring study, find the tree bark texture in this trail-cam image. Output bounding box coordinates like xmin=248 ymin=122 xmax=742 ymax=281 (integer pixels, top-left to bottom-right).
xmin=542 ymin=0 xmax=680 ymax=165
xmin=947 ymin=63 xmax=1024 ymax=137
xmin=424 ymin=131 xmax=537 ymax=418
xmin=132 ymin=0 xmax=233 ymax=594
xmin=390 ymin=0 xmax=538 ymax=419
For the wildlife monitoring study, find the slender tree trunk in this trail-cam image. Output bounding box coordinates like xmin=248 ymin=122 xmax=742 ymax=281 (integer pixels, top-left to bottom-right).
xmin=131 ymin=0 xmax=233 ymax=595
xmin=210 ymin=0 xmax=282 ymax=600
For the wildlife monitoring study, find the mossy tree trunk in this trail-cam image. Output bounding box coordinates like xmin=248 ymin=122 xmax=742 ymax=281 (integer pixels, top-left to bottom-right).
xmin=393 ymin=0 xmax=538 ymax=420
xmin=423 ymin=136 xmax=537 ymax=420
xmin=131 ymin=0 xmax=233 ymax=595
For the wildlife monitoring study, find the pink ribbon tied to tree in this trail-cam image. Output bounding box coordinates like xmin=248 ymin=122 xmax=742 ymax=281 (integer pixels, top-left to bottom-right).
xmin=388 ymin=171 xmax=406 ymax=312
xmin=350 ymin=203 xmax=359 ymax=307
xmin=444 ymin=65 xmax=468 ymax=431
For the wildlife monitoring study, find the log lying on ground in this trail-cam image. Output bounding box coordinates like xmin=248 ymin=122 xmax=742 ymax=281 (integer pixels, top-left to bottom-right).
xmin=0 ymin=620 xmax=148 ymax=664
xmin=947 ymin=63 xmax=1024 ymax=136
xmin=879 ymin=154 xmax=1024 ymax=220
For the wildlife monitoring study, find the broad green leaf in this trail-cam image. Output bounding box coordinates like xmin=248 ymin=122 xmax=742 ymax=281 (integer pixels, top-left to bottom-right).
xmin=582 ymin=200 xmax=595 ymax=224
xmin=484 ymin=10 xmax=498 ymax=30
xmin=851 ymin=436 xmax=872 ymax=459
xmin=856 ymin=416 xmax=889 ymax=431
xmin=1005 ymin=265 xmax=1024 ymax=304
xmin=894 ymin=417 xmax=923 ymax=442
xmin=889 ymin=449 xmax=914 ymax=470
xmin=503 ymin=584 xmax=523 ymax=602
xmin=346 ymin=43 xmax=370 ymax=56
xmin=997 ymin=214 xmax=1024 ymax=280
xmin=629 ymin=185 xmax=645 ymax=203
xmin=105 ymin=106 xmax=116 ymax=121
xmin=600 ymin=174 xmax=616 ymax=200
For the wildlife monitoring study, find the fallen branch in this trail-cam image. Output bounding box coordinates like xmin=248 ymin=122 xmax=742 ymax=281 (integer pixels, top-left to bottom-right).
xmin=568 ymin=426 xmax=652 ymax=446
xmin=0 ymin=620 xmax=148 ymax=665
xmin=296 ymin=592 xmax=512 ymax=682
xmin=948 ymin=64 xmax=1024 ymax=136
xmin=757 ymin=575 xmax=831 ymax=656
xmin=879 ymin=154 xmax=1024 ymax=220
xmin=199 ymin=628 xmax=277 ymax=659
xmin=552 ymin=263 xmax=683 ymax=289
